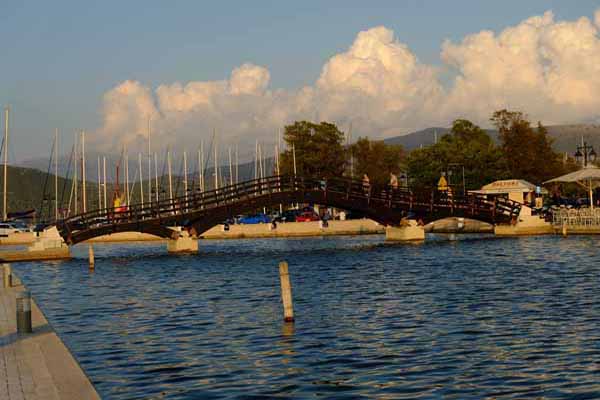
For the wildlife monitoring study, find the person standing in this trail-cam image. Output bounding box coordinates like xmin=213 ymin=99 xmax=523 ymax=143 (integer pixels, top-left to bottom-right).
xmin=362 ymin=174 xmax=370 ymax=194
xmin=390 ymin=173 xmax=398 ymax=190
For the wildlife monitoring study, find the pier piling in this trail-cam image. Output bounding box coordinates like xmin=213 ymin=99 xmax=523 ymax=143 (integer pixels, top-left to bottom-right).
xmin=278 ymin=261 xmax=294 ymax=323
xmin=16 ymin=290 xmax=32 ymax=334
xmin=88 ymin=244 xmax=95 ymax=270
xmin=3 ymin=263 xmax=11 ymax=288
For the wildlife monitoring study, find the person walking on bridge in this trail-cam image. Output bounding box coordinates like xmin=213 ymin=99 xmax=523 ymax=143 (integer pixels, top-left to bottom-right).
xmin=362 ymin=174 xmax=370 ymax=195
xmin=390 ymin=173 xmax=399 ymax=190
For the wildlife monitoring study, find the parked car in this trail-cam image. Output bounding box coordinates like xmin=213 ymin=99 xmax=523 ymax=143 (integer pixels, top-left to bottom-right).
xmin=280 ymin=209 xmax=301 ymax=222
xmin=296 ymin=211 xmax=320 ymax=222
xmin=238 ymin=213 xmax=271 ymax=224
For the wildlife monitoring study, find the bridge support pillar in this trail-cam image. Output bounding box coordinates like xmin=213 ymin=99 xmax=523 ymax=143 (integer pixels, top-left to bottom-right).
xmin=386 ymin=220 xmax=425 ymax=242
xmin=167 ymin=230 xmax=198 ymax=254
xmin=28 ymin=226 xmax=70 ymax=253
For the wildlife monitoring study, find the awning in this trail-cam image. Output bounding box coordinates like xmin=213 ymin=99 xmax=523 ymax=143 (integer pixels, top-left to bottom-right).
xmin=544 ymin=165 xmax=600 ymax=208
xmin=544 ymin=165 xmax=600 ymax=184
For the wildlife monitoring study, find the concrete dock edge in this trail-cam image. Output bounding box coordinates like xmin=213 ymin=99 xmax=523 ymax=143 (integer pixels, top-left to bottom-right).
xmin=0 ymin=270 xmax=100 ymax=399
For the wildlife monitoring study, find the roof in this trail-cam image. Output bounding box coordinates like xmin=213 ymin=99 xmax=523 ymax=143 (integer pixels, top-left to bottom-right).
xmin=475 ymin=179 xmax=539 ymax=194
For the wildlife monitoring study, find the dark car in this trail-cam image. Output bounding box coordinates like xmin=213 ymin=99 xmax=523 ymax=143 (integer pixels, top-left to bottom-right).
xmin=281 ymin=209 xmax=301 ymax=222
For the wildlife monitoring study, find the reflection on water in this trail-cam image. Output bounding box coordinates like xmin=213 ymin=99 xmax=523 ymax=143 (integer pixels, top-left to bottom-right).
xmin=13 ymin=235 xmax=600 ymax=399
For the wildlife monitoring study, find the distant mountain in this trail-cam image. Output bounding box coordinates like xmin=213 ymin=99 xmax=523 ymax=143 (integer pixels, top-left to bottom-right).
xmin=384 ymin=124 xmax=600 ymax=154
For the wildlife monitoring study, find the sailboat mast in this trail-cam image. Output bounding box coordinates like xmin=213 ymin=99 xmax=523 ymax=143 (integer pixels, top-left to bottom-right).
xmin=81 ymin=131 xmax=86 ymax=213
xmin=199 ymin=141 xmax=204 ymax=192
xmin=97 ymin=156 xmax=101 ymax=209
xmin=275 ymin=143 xmax=280 ymax=176
xmin=183 ymin=151 xmax=188 ymax=207
xmin=147 ymin=117 xmax=152 ymax=203
xmin=235 ymin=144 xmax=239 ymax=184
xmin=54 ymin=128 xmax=59 ymax=220
xmin=154 ymin=152 xmax=158 ymax=202
xmin=167 ymin=150 xmax=173 ymax=204
xmin=254 ymin=139 xmax=258 ymax=180
xmin=258 ymin=144 xmax=263 ymax=180
xmin=103 ymin=156 xmax=107 ymax=211
xmin=139 ymin=153 xmax=144 ymax=208
xmin=228 ymin=147 xmax=233 ymax=187
xmin=214 ymin=133 xmax=218 ymax=190
xmin=74 ymin=134 xmax=78 ymax=214
xmin=3 ymin=106 xmax=8 ymax=221
xmin=125 ymin=147 xmax=130 ymax=205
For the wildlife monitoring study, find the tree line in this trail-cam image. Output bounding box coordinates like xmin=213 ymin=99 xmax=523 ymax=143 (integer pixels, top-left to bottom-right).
xmin=279 ymin=110 xmax=578 ymax=190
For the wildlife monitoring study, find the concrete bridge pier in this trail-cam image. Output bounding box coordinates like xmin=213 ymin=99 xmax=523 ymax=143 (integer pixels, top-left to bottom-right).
xmin=27 ymin=226 xmax=71 ymax=258
xmin=385 ymin=219 xmax=425 ymax=242
xmin=167 ymin=229 xmax=199 ymax=254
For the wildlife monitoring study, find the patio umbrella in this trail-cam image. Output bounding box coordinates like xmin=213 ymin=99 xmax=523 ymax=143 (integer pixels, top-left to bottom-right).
xmin=544 ymin=165 xmax=600 ymax=209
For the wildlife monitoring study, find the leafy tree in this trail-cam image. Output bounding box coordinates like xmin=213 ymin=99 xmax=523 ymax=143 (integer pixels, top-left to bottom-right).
xmin=350 ymin=137 xmax=405 ymax=186
xmin=280 ymin=121 xmax=346 ymax=178
xmin=491 ymin=109 xmax=566 ymax=183
xmin=407 ymin=119 xmax=508 ymax=190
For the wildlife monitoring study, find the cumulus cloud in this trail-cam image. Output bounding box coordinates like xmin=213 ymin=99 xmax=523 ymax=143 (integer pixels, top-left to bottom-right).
xmin=99 ymin=80 xmax=159 ymax=151
xmin=92 ymin=8 xmax=600 ymax=157
xmin=441 ymin=10 xmax=600 ymax=125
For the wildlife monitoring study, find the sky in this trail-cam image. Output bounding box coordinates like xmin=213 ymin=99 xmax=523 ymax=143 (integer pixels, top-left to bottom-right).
xmin=1 ymin=1 xmax=600 ymax=162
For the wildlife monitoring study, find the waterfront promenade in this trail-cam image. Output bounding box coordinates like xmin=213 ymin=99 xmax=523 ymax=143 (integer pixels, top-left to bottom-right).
xmin=0 ymin=274 xmax=99 ymax=399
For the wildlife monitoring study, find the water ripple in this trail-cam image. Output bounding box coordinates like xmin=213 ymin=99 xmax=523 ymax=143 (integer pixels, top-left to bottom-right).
xmin=12 ymin=235 xmax=600 ymax=399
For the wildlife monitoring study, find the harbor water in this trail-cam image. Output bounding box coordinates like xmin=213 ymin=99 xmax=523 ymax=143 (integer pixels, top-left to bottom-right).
xmin=13 ymin=235 xmax=600 ymax=399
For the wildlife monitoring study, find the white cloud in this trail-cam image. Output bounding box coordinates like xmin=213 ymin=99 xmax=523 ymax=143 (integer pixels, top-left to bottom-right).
xmin=99 ymin=80 xmax=158 ymax=151
xmin=92 ymin=8 xmax=600 ymax=156
xmin=441 ymin=10 xmax=600 ymax=125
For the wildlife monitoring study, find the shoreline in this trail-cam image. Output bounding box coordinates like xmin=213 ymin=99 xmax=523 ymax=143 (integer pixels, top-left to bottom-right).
xmin=0 ymin=269 xmax=100 ymax=399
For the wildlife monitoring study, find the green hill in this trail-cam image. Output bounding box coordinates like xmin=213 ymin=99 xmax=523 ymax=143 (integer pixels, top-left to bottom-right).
xmin=3 ymin=159 xmax=275 ymax=221
xmin=1 ymin=165 xmax=100 ymax=220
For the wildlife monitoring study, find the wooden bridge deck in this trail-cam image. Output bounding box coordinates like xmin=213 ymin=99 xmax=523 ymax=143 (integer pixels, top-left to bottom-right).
xmin=57 ymin=175 xmax=521 ymax=245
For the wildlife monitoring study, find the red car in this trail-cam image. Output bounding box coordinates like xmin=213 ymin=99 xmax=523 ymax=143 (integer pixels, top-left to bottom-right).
xmin=295 ymin=211 xmax=320 ymax=222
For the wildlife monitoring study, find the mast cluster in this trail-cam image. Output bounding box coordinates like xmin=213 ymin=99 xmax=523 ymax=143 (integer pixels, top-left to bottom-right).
xmin=0 ymin=106 xmax=286 ymax=221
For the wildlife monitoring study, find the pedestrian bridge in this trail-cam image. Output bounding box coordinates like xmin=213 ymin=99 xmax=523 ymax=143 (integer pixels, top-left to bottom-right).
xmin=55 ymin=175 xmax=521 ymax=246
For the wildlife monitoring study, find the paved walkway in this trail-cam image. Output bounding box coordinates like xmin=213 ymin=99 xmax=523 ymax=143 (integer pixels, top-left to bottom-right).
xmin=0 ymin=275 xmax=100 ymax=399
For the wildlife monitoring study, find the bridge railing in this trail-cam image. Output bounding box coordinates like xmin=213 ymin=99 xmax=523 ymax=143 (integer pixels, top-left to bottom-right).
xmin=57 ymin=174 xmax=521 ymax=236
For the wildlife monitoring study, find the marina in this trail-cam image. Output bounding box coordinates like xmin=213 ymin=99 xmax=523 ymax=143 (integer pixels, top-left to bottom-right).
xmin=8 ymin=235 xmax=600 ymax=399
xmin=3 ymin=3 xmax=600 ymax=398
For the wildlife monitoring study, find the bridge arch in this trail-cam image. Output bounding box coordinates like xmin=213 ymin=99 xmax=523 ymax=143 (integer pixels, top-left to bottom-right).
xmin=56 ymin=175 xmax=520 ymax=245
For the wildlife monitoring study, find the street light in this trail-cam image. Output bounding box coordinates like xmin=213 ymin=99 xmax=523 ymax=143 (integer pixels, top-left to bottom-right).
xmin=575 ymin=142 xmax=596 ymax=167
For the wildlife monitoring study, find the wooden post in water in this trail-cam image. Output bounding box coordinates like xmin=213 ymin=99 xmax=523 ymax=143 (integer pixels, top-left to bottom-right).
xmin=88 ymin=244 xmax=95 ymax=270
xmin=3 ymin=263 xmax=12 ymax=288
xmin=278 ymin=261 xmax=294 ymax=323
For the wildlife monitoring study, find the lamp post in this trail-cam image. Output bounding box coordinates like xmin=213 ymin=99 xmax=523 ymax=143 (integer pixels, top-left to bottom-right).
xmin=574 ymin=142 xmax=597 ymax=167
xmin=574 ymin=142 xmax=597 ymax=209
